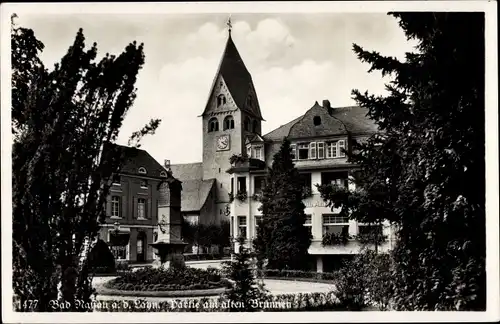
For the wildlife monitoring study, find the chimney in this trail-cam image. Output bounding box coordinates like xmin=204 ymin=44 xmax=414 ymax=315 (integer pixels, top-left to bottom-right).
xmin=323 ymin=99 xmax=333 ymax=115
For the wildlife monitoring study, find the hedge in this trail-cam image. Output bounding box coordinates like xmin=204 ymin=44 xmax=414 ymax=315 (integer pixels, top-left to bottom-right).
xmin=94 ymin=292 xmax=344 ymax=312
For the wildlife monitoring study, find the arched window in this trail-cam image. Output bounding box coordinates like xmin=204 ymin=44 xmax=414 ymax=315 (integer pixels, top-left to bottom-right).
xmin=138 ymin=167 xmax=147 ymax=174
xmin=217 ymin=94 xmax=226 ymax=107
xmin=313 ymin=116 xmax=322 ymax=126
xmin=223 ymin=115 xmax=235 ymax=130
xmin=244 ymin=117 xmax=251 ymax=131
xmin=252 ymin=120 xmax=258 ymax=133
xmin=208 ymin=117 xmax=219 ymax=132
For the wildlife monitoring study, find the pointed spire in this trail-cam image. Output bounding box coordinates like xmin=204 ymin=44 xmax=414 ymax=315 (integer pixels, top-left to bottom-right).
xmin=226 ymin=14 xmax=232 ymax=37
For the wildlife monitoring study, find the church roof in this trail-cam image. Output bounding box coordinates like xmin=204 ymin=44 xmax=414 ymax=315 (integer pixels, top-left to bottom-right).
xmin=201 ymin=34 xmax=263 ymax=120
xmin=178 ymin=178 xmax=216 ymax=212
xmin=262 ymin=102 xmax=378 ymax=141
xmin=169 ymin=162 xmax=203 ymax=181
xmin=169 ymin=162 xmax=216 ymax=212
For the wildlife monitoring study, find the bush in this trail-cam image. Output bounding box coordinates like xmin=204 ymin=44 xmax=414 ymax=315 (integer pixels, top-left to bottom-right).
xmin=331 ymin=249 xmax=395 ymax=311
xmin=87 ymin=239 xmax=116 ymax=273
xmin=257 ymin=269 xmax=337 ymax=281
xmin=115 ymin=261 xmax=130 ymax=271
xmin=322 ymin=232 xmax=350 ymax=246
xmin=105 ymin=266 xmax=229 ymax=291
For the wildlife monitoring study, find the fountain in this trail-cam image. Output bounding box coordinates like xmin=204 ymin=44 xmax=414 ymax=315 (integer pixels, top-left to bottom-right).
xmin=150 ymin=167 xmax=187 ymax=269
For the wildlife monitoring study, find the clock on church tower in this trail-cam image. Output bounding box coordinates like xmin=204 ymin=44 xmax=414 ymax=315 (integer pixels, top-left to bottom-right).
xmin=216 ymin=134 xmax=230 ymax=151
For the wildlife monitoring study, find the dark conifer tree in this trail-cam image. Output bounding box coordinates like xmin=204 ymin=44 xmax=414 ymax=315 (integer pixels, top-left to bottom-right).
xmin=318 ymin=13 xmax=485 ymax=310
xmin=222 ymin=235 xmax=269 ymax=312
xmin=256 ymin=139 xmax=312 ymax=270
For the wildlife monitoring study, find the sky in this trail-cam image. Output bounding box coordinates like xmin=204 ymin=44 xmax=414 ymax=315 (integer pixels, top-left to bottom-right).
xmin=15 ymin=12 xmax=417 ymax=164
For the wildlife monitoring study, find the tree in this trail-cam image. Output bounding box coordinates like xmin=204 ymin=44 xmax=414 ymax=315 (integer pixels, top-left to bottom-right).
xmin=12 ymin=16 xmax=160 ymax=311
xmin=222 ymin=235 xmax=270 ymax=312
xmin=255 ymin=139 xmax=312 ymax=270
xmin=318 ymin=13 xmax=485 ymax=310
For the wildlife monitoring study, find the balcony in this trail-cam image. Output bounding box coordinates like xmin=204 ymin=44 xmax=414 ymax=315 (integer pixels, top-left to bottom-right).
xmin=227 ymin=156 xmax=267 ymax=174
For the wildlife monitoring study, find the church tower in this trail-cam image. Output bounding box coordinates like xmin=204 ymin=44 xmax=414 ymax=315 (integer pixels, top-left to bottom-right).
xmin=200 ymin=17 xmax=264 ymax=211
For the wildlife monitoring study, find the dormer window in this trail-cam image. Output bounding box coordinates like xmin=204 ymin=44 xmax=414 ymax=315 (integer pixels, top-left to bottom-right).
xmin=208 ymin=117 xmax=219 ymax=132
xmin=138 ymin=167 xmax=147 ymax=174
xmin=252 ymin=120 xmax=258 ymax=133
xmin=313 ymin=116 xmax=321 ymax=126
xmin=247 ymin=95 xmax=253 ymax=107
xmin=160 ymin=171 xmax=167 ymax=177
xmin=217 ymin=94 xmax=226 ymax=107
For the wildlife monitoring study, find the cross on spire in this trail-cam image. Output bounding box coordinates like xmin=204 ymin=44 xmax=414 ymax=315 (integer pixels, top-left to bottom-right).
xmin=226 ymin=14 xmax=232 ymax=35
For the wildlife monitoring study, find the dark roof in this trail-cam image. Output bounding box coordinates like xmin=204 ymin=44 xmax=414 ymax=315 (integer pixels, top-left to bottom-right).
xmin=168 ymin=163 xmax=216 ymax=212
xmin=262 ymin=103 xmax=378 ymax=141
xmin=202 ymin=35 xmax=263 ymax=120
xmin=178 ymin=179 xmax=216 ymax=212
xmin=105 ymin=143 xmax=167 ymax=178
xmin=169 ymin=163 xmax=203 ymax=181
xmin=262 ymin=115 xmax=304 ymax=141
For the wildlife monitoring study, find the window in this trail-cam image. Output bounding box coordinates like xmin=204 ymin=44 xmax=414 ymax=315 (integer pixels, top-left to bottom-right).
xmin=217 ymin=94 xmax=226 ymax=107
xmin=112 ymin=174 xmax=121 ymax=185
xmin=137 ymin=239 xmax=143 ymax=253
xmin=237 ymin=177 xmax=247 ymax=192
xmin=223 ymin=115 xmax=235 ymax=130
xmin=111 ymin=245 xmax=127 ymax=260
xmin=140 ymin=180 xmax=148 ymax=188
xmin=231 ymin=178 xmax=234 ymax=194
xmin=313 ymin=116 xmax=321 ymax=126
xmin=238 ymin=216 xmax=247 ymax=238
xmin=230 ymin=216 xmax=234 ymax=237
xmin=326 ymin=141 xmax=337 ymax=158
xmin=358 ymin=224 xmax=383 ymax=236
xmin=244 ymin=117 xmax=251 ymax=131
xmin=321 ymin=171 xmax=348 ymax=188
xmin=304 ymin=214 xmax=312 ymax=237
xmin=254 ymin=176 xmax=266 ymax=194
xmin=247 ymin=146 xmax=252 ymax=157
xmin=323 ymin=214 xmax=349 ymax=224
xmin=298 ymin=143 xmax=309 ymax=160
xmin=254 ymin=146 xmax=262 ymax=160
xmin=138 ymin=167 xmax=147 ymax=174
xmin=252 ymin=120 xmax=258 ymax=133
xmin=325 ymin=140 xmax=347 ymax=158
xmin=322 ymin=214 xmax=349 ymax=236
xmin=247 ymin=95 xmax=253 ymax=107
xmin=137 ymin=198 xmax=146 ymax=219
xmin=153 ymin=232 xmax=158 ymax=242
xmin=290 ymin=144 xmax=297 ymax=160
xmin=208 ymin=117 xmax=219 ymax=132
xmin=317 ymin=142 xmax=325 ymax=159
xmin=338 ymin=140 xmax=346 ymax=157
xmin=111 ymin=196 xmax=121 ymax=218
xmin=309 ymin=142 xmax=317 ymax=159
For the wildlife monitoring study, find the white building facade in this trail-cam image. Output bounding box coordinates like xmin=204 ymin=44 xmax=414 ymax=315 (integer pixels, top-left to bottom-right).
xmin=227 ymin=100 xmax=396 ymax=272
